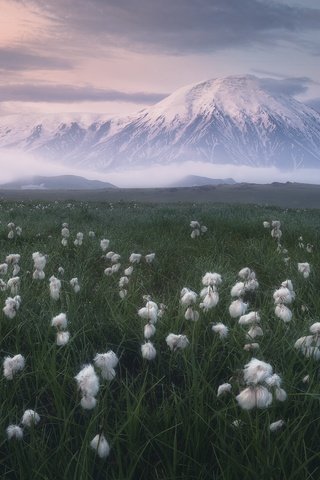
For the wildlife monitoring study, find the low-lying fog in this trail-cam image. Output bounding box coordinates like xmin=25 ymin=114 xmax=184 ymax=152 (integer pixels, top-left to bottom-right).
xmin=1 ymin=149 xmax=319 ymax=187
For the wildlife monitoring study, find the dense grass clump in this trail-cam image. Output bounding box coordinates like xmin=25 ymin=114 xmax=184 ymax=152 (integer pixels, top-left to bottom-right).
xmin=0 ymin=200 xmax=320 ymax=480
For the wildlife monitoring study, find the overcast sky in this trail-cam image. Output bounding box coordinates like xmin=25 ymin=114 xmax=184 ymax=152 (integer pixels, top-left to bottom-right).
xmin=1 ymin=0 xmax=320 ymax=117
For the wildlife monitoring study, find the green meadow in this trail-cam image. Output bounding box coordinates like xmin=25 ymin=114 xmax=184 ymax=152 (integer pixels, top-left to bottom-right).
xmin=0 ymin=200 xmax=320 ymax=480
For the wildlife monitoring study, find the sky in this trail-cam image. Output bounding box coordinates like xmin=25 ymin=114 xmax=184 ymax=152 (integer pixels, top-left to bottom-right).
xmin=1 ymin=0 xmax=320 ymax=186
xmin=1 ymin=0 xmax=320 ymax=118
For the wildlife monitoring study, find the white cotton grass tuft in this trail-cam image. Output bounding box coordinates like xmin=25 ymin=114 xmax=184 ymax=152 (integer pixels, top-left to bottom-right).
xmin=70 ymin=277 xmax=80 ymax=293
xmin=144 ymin=323 xmax=156 ymax=339
xmin=275 ymin=304 xmax=292 ymax=323
xmin=236 ymin=357 xmax=286 ymax=411
xmin=129 ymin=253 xmax=142 ymax=264
xmin=119 ymin=276 xmax=129 ymax=288
xmin=243 ymin=343 xmax=260 ymax=351
xmin=165 ymin=333 xmax=189 ymax=351
xmin=184 ymin=306 xmax=199 ymax=322
xmin=202 ymin=272 xmax=222 ymax=287
xmin=3 ymin=296 xmax=21 ymax=319
xmin=7 ymin=277 xmax=20 ymax=296
xmin=145 ymin=253 xmax=155 ymax=264
xmin=200 ymin=288 xmax=219 ymax=312
xmin=294 ymin=323 xmax=320 ymax=360
xmin=229 ymin=299 xmax=248 ymax=318
xmin=0 ymin=263 xmax=8 ymax=275
xmin=124 ymin=266 xmax=133 ymax=276
xmin=138 ymin=300 xmax=159 ymax=324
xmin=56 ymin=331 xmax=70 ymax=346
xmin=21 ymin=409 xmax=40 ymax=427
xmin=94 ymin=351 xmax=119 ymax=381
xmin=74 ymin=232 xmax=84 ymax=246
xmin=212 ymin=323 xmax=229 ymax=339
xmin=6 ymin=424 xmax=23 ymax=440
xmin=217 ymin=383 xmax=232 ymax=397
xmin=231 ymin=282 xmax=246 ymax=298
xmin=49 ymin=275 xmax=61 ymax=300
xmin=180 ymin=288 xmax=198 ymax=306
xmin=90 ymin=433 xmax=110 ymax=459
xmin=269 ymin=420 xmax=285 ymax=432
xmin=263 ymin=221 xmax=270 ymax=228
xmin=100 ymin=239 xmax=110 ymax=252
xmin=32 ymin=252 xmax=46 ymax=279
xmin=141 ymin=341 xmax=157 ymax=360
xmin=298 ymin=262 xmax=310 ymax=279
xmin=75 ymin=364 xmax=100 ymax=409
xmin=51 ymin=313 xmax=67 ymax=329
xmin=3 ymin=354 xmax=25 ymax=379
xmin=238 ymin=312 xmax=260 ymax=325
xmin=236 ymin=385 xmax=272 ymax=410
xmin=243 ymin=358 xmax=273 ymax=385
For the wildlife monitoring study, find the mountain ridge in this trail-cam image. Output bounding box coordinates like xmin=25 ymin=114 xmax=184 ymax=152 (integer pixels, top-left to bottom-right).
xmin=1 ymin=75 xmax=320 ymax=170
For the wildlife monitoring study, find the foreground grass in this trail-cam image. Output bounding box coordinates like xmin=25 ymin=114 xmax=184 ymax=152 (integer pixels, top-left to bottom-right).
xmin=0 ymin=200 xmax=320 ymax=480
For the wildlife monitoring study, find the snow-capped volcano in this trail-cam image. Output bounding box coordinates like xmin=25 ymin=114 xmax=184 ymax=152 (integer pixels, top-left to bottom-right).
xmin=1 ymin=75 xmax=320 ymax=170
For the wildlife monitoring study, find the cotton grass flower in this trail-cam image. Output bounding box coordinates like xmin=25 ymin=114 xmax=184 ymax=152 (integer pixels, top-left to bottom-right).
xmin=269 ymin=420 xmax=285 ymax=432
xmin=6 ymin=425 xmax=23 ymax=440
xmin=100 ymin=239 xmax=110 ymax=252
xmin=56 ymin=331 xmax=70 ymax=346
xmin=298 ymin=262 xmax=310 ymax=279
xmin=49 ymin=275 xmax=61 ymax=300
xmin=202 ymin=272 xmax=222 ymax=287
xmin=3 ymin=354 xmax=25 ymax=379
xmin=217 ymin=383 xmax=232 ymax=396
xmin=3 ymin=296 xmax=21 ymax=319
xmin=236 ymin=386 xmax=272 ymax=410
xmin=74 ymin=232 xmax=84 ymax=246
xmin=129 ymin=253 xmax=142 ymax=264
xmin=94 ymin=351 xmax=119 ymax=381
xmin=7 ymin=277 xmax=20 ymax=295
xmin=70 ymin=277 xmax=80 ymax=293
xmin=184 ymin=306 xmax=199 ymax=321
xmin=141 ymin=341 xmax=157 ymax=360
xmin=144 ymin=323 xmax=156 ymax=339
xmin=165 ymin=333 xmax=189 ymax=351
xmin=90 ymin=433 xmax=110 ymax=459
xmin=51 ymin=313 xmax=68 ymax=329
xmin=231 ymin=282 xmax=246 ymax=298
xmin=180 ymin=288 xmax=198 ymax=306
xmin=124 ymin=266 xmax=133 ymax=276
xmin=0 ymin=263 xmax=8 ymax=275
xmin=145 ymin=253 xmax=155 ymax=263
xmin=212 ymin=323 xmax=229 ymax=339
xmin=229 ymin=299 xmax=248 ymax=318
xmin=21 ymin=409 xmax=40 ymax=427
xmin=263 ymin=221 xmax=270 ymax=228
xmin=244 ymin=343 xmax=260 ymax=351
xmin=75 ymin=364 xmax=100 ymax=410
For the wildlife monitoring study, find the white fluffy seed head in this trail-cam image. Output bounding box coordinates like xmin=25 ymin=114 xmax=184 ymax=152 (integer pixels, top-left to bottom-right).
xmin=90 ymin=433 xmax=110 ymax=459
xmin=145 ymin=253 xmax=155 ymax=263
xmin=212 ymin=323 xmax=229 ymax=338
xmin=144 ymin=323 xmax=156 ymax=339
xmin=56 ymin=331 xmax=70 ymax=346
xmin=298 ymin=262 xmax=310 ymax=278
xmin=81 ymin=395 xmax=97 ymax=410
xmin=202 ymin=272 xmax=222 ymax=287
xmin=217 ymin=383 xmax=232 ymax=397
xmin=124 ymin=266 xmax=133 ymax=276
xmin=236 ymin=385 xmax=272 ymax=410
xmin=275 ymin=305 xmax=292 ymax=323
xmin=180 ymin=289 xmax=198 ymax=306
xmin=239 ymin=312 xmax=260 ymax=325
xmin=21 ymin=409 xmax=40 ymax=427
xmin=184 ymin=306 xmax=199 ymax=322
xmin=75 ymin=364 xmax=100 ymax=398
xmin=231 ymin=282 xmax=246 ymax=298
xmin=6 ymin=424 xmax=23 ymax=440
xmin=269 ymin=420 xmax=285 ymax=432
xmin=129 ymin=253 xmax=142 ymax=264
xmin=141 ymin=342 xmax=157 ymax=360
xmin=229 ymin=299 xmax=248 ymax=318
xmin=51 ymin=313 xmax=67 ymax=329
xmin=309 ymin=322 xmax=320 ymax=334
xmin=243 ymin=358 xmax=273 ymax=385
xmin=100 ymin=239 xmax=110 ymax=251
xmin=166 ymin=333 xmax=189 ymax=351
xmin=3 ymin=354 xmax=25 ymax=379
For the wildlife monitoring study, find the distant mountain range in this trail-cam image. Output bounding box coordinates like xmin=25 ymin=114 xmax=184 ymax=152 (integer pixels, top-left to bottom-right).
xmin=0 ymin=175 xmax=117 ymax=190
xmin=171 ymin=175 xmax=236 ymax=187
xmin=1 ymin=75 xmax=320 ymax=170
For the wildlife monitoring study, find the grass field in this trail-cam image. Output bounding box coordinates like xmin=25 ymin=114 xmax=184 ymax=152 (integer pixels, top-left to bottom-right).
xmin=0 ymin=200 xmax=320 ymax=479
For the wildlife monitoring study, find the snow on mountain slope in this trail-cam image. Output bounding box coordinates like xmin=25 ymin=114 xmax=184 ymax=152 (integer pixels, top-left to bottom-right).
xmin=1 ymin=75 xmax=320 ymax=170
